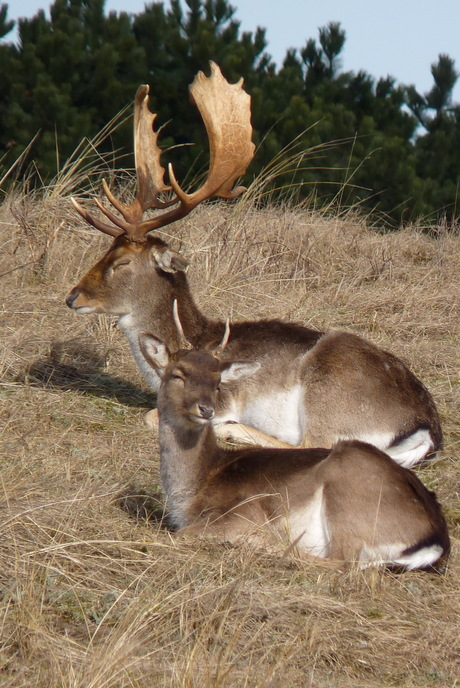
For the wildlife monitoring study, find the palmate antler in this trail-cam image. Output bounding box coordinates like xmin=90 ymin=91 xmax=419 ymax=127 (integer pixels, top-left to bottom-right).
xmin=71 ymin=62 xmax=255 ymax=242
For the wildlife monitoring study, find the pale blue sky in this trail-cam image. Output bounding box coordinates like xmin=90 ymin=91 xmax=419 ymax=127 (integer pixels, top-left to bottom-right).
xmin=6 ymin=0 xmax=460 ymax=101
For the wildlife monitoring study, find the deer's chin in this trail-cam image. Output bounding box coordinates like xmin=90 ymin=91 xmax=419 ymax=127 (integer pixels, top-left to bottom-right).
xmin=74 ymin=305 xmax=98 ymax=314
xmin=188 ymin=415 xmax=211 ymax=426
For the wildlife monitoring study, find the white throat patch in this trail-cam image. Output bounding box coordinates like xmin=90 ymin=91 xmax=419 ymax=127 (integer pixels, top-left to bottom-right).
xmin=118 ymin=314 xmax=162 ymax=391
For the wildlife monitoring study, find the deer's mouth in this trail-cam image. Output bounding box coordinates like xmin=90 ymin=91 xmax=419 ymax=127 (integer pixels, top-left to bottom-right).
xmin=66 ymin=289 xmax=101 ymax=314
xmin=186 ymin=406 xmax=215 ymax=425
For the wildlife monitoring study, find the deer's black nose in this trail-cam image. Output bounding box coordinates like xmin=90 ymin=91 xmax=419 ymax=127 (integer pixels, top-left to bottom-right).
xmin=65 ymin=288 xmax=80 ymax=308
xmin=198 ymin=405 xmax=214 ymax=420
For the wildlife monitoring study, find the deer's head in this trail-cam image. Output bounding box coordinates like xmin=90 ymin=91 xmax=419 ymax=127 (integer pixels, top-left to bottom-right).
xmin=65 ymin=235 xmax=188 ymax=315
xmin=66 ymin=63 xmax=254 ymax=317
xmin=139 ymin=303 xmax=260 ymax=426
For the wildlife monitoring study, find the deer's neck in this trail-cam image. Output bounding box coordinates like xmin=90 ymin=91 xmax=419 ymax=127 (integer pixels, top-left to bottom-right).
xmin=118 ymin=273 xmax=213 ymax=391
xmin=158 ymin=409 xmax=219 ymax=529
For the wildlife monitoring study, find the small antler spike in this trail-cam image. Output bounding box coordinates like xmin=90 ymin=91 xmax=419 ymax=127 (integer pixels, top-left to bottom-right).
xmin=173 ymin=300 xmax=193 ymax=350
xmin=213 ymin=319 xmax=230 ymax=359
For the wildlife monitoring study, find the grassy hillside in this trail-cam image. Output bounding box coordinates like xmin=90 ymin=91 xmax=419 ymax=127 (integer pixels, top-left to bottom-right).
xmin=0 ymin=191 xmax=458 ymax=687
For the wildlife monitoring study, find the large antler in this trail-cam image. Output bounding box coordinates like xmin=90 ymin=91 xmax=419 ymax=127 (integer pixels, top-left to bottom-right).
xmin=72 ymin=62 xmax=255 ymax=242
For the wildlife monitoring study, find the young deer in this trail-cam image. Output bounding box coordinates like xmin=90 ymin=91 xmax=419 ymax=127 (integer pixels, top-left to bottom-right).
xmin=138 ymin=310 xmax=450 ymax=570
xmin=66 ymin=63 xmax=442 ymax=467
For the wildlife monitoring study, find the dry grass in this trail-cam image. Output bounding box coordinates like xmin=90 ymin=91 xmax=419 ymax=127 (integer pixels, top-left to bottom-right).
xmin=0 ymin=190 xmax=459 ymax=687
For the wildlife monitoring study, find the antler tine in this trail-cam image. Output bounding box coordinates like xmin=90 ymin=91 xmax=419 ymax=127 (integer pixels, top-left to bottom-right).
xmin=173 ymin=300 xmax=193 ymax=350
xmin=70 ymin=197 xmax=123 ymax=238
xmin=213 ymin=319 xmax=231 ymax=359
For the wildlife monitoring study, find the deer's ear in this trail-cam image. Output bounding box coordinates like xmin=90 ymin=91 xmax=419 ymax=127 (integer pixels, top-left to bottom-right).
xmin=220 ymin=361 xmax=260 ymax=384
xmin=139 ymin=333 xmax=170 ymax=371
xmin=151 ymin=246 xmax=189 ymax=273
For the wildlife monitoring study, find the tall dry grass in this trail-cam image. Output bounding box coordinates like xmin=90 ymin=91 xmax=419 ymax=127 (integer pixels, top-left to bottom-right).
xmin=0 ymin=186 xmax=459 ymax=687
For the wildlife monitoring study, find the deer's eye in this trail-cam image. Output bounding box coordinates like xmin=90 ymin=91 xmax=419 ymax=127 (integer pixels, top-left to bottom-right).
xmin=112 ymin=260 xmax=131 ymax=272
xmin=170 ymin=373 xmax=185 ymax=383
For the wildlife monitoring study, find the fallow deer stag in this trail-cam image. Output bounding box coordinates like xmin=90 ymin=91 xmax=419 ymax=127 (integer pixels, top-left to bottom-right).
xmin=137 ymin=312 xmax=450 ymax=570
xmin=66 ymin=62 xmax=442 ymax=467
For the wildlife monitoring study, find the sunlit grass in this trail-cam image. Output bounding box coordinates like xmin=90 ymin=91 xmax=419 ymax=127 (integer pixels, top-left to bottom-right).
xmin=0 ymin=120 xmax=458 ymax=686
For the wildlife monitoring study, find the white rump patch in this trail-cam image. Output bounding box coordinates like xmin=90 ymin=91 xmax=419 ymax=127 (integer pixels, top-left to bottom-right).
xmin=359 ymin=543 xmax=443 ymax=570
xmin=341 ymin=428 xmax=433 ymax=468
xmin=384 ymin=428 xmax=434 ymax=468
xmin=393 ymin=545 xmax=444 ymax=570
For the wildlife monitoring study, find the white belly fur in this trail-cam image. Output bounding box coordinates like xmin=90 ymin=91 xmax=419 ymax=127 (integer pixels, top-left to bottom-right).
xmin=225 ymin=385 xmax=306 ymax=446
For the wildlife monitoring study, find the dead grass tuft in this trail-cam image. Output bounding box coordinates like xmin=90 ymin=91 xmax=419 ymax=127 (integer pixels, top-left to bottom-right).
xmin=0 ymin=191 xmax=458 ymax=687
